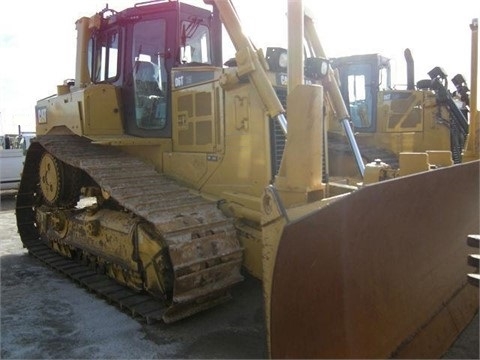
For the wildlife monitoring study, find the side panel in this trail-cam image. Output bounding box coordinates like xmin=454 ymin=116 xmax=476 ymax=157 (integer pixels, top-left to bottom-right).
xmin=378 ymin=90 xmax=423 ymax=133
xmin=167 ymin=69 xmax=272 ymax=207
xmin=171 ymin=68 xmax=223 ymax=153
xmin=35 ymin=85 xmax=123 ymax=137
xmin=270 ymin=160 xmax=479 ymax=358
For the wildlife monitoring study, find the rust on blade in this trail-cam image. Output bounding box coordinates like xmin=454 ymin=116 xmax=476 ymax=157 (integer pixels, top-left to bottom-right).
xmin=270 ymin=160 xmax=480 ymax=359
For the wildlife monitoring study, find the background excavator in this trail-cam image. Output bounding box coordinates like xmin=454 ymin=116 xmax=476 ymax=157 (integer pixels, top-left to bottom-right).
xmin=15 ymin=0 xmax=478 ymax=358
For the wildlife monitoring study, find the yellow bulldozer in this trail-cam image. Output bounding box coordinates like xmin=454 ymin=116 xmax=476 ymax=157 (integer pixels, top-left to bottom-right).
xmin=326 ymin=21 xmax=478 ymax=182
xmin=15 ymin=0 xmax=478 ymax=358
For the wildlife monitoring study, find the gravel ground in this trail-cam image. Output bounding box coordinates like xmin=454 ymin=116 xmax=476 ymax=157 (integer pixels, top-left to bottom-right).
xmin=1 ymin=191 xmax=478 ymax=359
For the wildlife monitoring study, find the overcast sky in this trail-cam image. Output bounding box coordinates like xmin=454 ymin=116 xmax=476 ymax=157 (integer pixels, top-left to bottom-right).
xmin=0 ymin=0 xmax=478 ymax=134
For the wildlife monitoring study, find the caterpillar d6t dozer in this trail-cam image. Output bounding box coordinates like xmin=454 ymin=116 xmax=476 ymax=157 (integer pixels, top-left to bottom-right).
xmin=16 ymin=0 xmax=478 ymax=358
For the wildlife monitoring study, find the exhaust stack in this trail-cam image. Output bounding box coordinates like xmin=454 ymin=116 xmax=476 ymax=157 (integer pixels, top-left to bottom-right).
xmin=404 ymin=48 xmax=415 ymax=90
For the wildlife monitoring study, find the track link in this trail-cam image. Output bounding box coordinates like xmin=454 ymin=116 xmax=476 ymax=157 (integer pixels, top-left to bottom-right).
xmin=16 ymin=134 xmax=243 ymax=323
xmin=20 ymin=239 xmax=170 ymax=323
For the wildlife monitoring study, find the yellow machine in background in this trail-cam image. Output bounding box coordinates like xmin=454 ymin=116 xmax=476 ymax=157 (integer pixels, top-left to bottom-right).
xmin=326 ymin=19 xmax=478 ymax=182
xmin=16 ymin=0 xmax=478 ymax=358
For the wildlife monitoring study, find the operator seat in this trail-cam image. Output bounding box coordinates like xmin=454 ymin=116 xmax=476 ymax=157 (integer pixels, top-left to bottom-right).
xmin=135 ymin=61 xmax=162 ymax=96
xmin=134 ymin=61 xmax=166 ymax=128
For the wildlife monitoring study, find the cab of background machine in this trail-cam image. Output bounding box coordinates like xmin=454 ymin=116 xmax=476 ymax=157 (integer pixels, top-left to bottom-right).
xmin=331 ymin=53 xmax=391 ymax=133
xmin=330 ymin=53 xmax=455 ymax=160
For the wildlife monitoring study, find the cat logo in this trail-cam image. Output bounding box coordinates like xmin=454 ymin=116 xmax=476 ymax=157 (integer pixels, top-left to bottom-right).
xmin=36 ymin=106 xmax=47 ymax=124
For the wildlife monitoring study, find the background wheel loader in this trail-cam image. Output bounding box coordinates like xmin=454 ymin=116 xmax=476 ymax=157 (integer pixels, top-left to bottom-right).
xmin=15 ymin=0 xmax=478 ymax=358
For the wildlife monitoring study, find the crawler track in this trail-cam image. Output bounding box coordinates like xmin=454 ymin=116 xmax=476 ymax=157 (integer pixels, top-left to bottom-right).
xmin=16 ymin=134 xmax=243 ymax=323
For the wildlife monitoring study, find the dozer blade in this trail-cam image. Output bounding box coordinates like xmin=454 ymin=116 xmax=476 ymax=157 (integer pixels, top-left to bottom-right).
xmin=270 ymin=160 xmax=479 ymax=359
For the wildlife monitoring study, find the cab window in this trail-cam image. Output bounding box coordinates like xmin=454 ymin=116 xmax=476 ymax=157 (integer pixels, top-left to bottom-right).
xmin=180 ymin=20 xmax=211 ymax=64
xmin=91 ymin=30 xmax=119 ymax=82
xmin=346 ymin=64 xmax=373 ymax=129
xmin=132 ymin=19 xmax=167 ymax=130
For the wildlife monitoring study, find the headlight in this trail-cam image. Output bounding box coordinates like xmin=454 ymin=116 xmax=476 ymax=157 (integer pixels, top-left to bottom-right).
xmin=428 ymin=66 xmax=448 ymax=80
xmin=320 ymin=60 xmax=328 ymax=76
xmin=304 ymin=57 xmax=329 ymax=80
xmin=279 ymin=52 xmax=288 ymax=68
xmin=266 ymin=47 xmax=288 ymax=73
